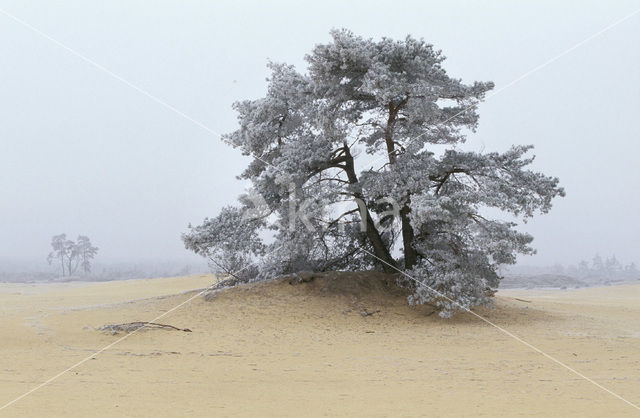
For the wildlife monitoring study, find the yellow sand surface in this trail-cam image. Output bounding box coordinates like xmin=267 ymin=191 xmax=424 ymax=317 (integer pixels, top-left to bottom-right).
xmin=0 ymin=274 xmax=639 ymax=417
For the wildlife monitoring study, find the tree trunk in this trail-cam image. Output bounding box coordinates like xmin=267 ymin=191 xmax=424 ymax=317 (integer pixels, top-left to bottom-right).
xmin=384 ymin=99 xmax=418 ymax=270
xmin=400 ymin=199 xmax=418 ymax=270
xmin=342 ymin=146 xmax=397 ymax=273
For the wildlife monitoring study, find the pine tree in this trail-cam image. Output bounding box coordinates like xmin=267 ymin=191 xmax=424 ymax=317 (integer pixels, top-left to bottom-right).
xmin=183 ymin=30 xmax=564 ymax=316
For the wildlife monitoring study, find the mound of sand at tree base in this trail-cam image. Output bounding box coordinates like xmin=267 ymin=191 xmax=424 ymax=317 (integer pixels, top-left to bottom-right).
xmin=208 ymin=271 xmax=410 ymax=308
xmin=1 ymin=273 xmax=639 ymax=416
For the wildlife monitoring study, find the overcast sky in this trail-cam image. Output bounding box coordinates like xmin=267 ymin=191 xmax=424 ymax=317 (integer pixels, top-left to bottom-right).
xmin=1 ymin=0 xmax=639 ymax=267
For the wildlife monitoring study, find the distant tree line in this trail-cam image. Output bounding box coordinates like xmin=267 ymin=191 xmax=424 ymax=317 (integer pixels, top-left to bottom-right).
xmin=47 ymin=234 xmax=99 ymax=277
xmin=549 ymin=254 xmax=638 ymax=280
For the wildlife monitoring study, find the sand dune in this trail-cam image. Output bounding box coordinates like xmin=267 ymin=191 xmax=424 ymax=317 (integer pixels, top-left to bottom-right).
xmin=0 ymin=273 xmax=639 ymax=417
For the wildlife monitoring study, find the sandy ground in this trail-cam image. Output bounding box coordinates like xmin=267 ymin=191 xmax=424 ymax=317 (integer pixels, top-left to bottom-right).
xmin=0 ymin=274 xmax=639 ymax=417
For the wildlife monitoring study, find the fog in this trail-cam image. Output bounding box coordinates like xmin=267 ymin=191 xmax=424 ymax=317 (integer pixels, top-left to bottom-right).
xmin=1 ymin=0 xmax=639 ymax=271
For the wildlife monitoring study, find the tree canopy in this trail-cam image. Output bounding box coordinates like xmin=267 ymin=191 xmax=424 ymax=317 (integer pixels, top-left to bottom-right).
xmin=183 ymin=29 xmax=564 ymax=316
xmin=47 ymin=234 xmax=99 ymax=277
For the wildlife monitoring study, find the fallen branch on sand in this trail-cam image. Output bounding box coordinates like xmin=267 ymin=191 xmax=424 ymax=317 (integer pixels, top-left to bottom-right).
xmin=514 ymin=298 xmax=532 ymax=303
xmin=99 ymin=322 xmax=192 ymax=335
xmin=360 ymin=309 xmax=381 ymax=317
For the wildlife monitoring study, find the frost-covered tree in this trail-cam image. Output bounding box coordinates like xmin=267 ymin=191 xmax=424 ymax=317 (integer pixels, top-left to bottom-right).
xmin=604 ymin=255 xmax=622 ymax=277
xmin=47 ymin=234 xmax=99 ymax=276
xmin=592 ymin=254 xmax=605 ymax=275
xmin=183 ymin=29 xmax=564 ymax=316
xmin=624 ymin=262 xmax=638 ymax=276
xmin=75 ymin=235 xmax=99 ymax=274
xmin=184 ymin=205 xmax=265 ymax=282
xmin=47 ymin=234 xmax=74 ymax=276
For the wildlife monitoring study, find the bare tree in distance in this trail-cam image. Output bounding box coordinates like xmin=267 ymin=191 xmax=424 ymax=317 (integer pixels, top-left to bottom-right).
xmin=47 ymin=234 xmax=99 ymax=277
xmin=47 ymin=234 xmax=73 ymax=276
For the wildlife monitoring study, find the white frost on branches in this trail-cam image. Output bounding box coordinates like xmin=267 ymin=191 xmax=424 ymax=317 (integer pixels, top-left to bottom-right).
xmin=183 ymin=29 xmax=564 ymax=317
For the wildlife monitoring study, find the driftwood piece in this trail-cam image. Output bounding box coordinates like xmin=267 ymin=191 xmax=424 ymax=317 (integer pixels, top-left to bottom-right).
xmin=100 ymin=321 xmax=192 ymax=335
